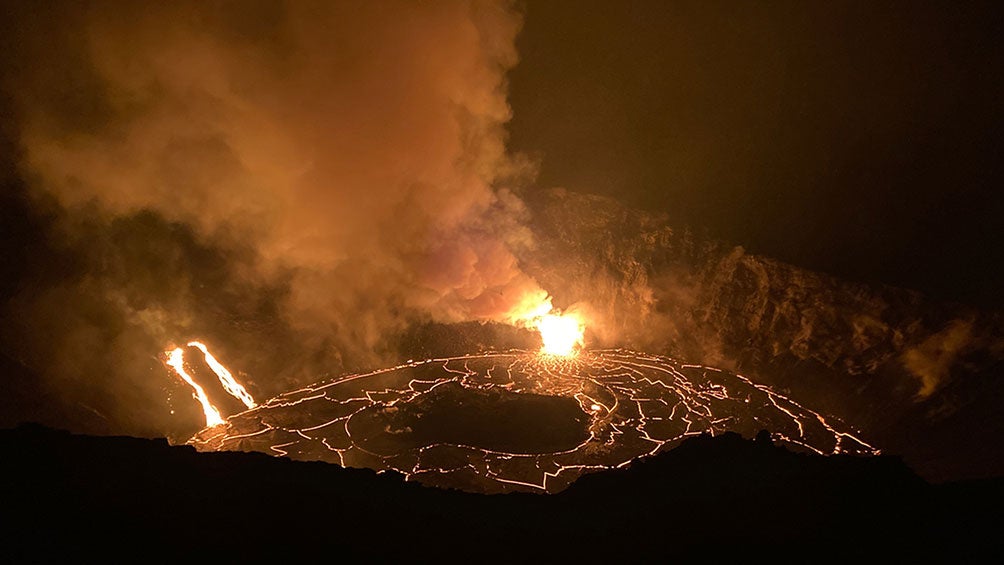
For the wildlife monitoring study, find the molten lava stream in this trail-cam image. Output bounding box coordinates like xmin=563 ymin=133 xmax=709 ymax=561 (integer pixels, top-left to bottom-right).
xmin=164 ymin=347 xmax=225 ymax=427
xmin=163 ymin=342 xmax=257 ymax=428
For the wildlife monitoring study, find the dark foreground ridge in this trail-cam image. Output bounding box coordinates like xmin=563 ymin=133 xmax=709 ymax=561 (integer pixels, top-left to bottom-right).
xmin=1 ymin=424 xmax=1001 ymax=561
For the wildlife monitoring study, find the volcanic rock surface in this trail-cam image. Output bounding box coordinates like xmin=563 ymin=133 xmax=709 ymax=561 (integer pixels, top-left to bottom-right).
xmin=521 ymin=189 xmax=1004 ymax=481
xmin=191 ymin=349 xmax=875 ymax=493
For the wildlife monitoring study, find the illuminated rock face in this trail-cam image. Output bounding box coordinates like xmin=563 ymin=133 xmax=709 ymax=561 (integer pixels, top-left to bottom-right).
xmin=523 ymin=189 xmax=1004 ymax=482
xmin=190 ymin=350 xmax=876 ymax=494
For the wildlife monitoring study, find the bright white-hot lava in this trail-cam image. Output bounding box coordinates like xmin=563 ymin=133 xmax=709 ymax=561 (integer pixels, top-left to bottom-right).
xmin=163 ymin=342 xmax=256 ymax=427
xmin=187 ymin=341 xmax=256 ymax=409
xmin=538 ymin=313 xmax=585 ymax=356
xmin=508 ymin=293 xmax=586 ymax=356
xmin=164 ymin=347 xmax=225 ymax=427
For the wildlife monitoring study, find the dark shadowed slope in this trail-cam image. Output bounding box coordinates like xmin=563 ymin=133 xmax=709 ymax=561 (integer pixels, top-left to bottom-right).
xmin=2 ymin=424 xmax=1001 ymax=561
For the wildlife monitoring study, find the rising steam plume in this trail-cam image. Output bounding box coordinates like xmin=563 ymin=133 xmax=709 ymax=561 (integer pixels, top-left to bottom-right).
xmin=0 ymin=1 xmax=546 ymax=437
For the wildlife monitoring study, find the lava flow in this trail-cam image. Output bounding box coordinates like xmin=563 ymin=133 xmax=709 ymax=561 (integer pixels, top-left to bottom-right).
xmin=189 ymin=349 xmax=878 ymax=494
xmin=166 ymin=303 xmax=875 ymax=495
xmin=163 ymin=341 xmax=256 ymax=427
xmin=162 ymin=293 xmax=580 ymax=428
xmin=164 ymin=347 xmax=224 ymax=427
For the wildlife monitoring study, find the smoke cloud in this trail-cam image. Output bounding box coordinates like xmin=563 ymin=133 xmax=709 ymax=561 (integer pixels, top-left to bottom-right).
xmin=902 ymin=319 xmax=974 ymax=399
xmin=0 ymin=1 xmax=544 ymax=436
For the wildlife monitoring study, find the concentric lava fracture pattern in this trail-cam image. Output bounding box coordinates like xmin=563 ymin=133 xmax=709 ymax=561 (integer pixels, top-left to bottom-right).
xmin=190 ymin=350 xmax=877 ymax=493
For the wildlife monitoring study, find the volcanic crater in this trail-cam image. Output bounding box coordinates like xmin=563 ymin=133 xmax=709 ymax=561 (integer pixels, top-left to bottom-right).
xmin=191 ymin=349 xmax=877 ymax=493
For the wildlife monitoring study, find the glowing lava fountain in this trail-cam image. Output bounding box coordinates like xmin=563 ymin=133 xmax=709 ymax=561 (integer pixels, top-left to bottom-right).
xmin=537 ymin=313 xmax=585 ymax=356
xmin=508 ymin=294 xmax=585 ymax=356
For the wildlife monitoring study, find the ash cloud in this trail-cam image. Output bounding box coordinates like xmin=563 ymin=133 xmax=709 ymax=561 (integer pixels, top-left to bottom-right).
xmin=0 ymin=1 xmax=543 ymax=436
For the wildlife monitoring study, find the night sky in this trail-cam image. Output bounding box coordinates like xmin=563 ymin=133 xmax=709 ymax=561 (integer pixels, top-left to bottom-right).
xmin=508 ymin=1 xmax=1004 ymax=308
